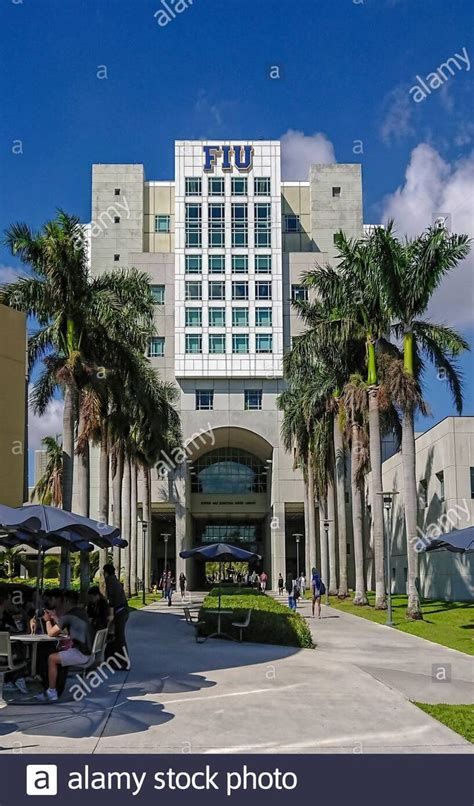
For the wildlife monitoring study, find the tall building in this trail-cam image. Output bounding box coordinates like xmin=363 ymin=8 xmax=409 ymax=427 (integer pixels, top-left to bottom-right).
xmin=0 ymin=304 xmax=27 ymax=506
xmin=90 ymin=141 xmax=363 ymax=588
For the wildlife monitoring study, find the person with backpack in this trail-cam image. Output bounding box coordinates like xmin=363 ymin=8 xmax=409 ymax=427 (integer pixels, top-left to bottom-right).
xmin=277 ymin=572 xmax=284 ymax=596
xmin=285 ymin=572 xmax=297 ymax=610
xmin=311 ymin=567 xmax=325 ymax=618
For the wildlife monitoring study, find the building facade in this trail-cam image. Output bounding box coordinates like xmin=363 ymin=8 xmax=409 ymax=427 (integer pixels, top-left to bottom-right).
xmin=0 ymin=304 xmax=27 ymax=507
xmin=89 ymin=141 xmax=363 ymax=589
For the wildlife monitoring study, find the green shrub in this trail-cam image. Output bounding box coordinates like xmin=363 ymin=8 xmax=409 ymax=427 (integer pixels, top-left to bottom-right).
xmin=200 ymin=587 xmax=314 ymax=648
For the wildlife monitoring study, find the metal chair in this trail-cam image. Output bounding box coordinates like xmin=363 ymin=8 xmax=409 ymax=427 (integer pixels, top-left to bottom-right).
xmin=0 ymin=631 xmax=27 ymax=707
xmin=183 ymin=607 xmax=206 ymax=643
xmin=67 ymin=628 xmax=109 ymax=678
xmin=231 ymin=610 xmax=252 ymax=642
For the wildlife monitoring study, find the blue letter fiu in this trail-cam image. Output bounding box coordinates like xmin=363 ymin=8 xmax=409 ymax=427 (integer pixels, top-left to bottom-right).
xmin=203 ymin=145 xmax=254 ymax=172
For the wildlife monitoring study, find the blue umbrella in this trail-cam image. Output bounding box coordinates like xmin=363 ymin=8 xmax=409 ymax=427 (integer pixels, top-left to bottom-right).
xmin=417 ymin=525 xmax=474 ymax=553
xmin=0 ymin=504 xmax=120 ymax=549
xmin=180 ymin=542 xmax=261 ymax=609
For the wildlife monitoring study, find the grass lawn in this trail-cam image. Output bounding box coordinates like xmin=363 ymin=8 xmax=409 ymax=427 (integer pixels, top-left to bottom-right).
xmin=201 ymin=587 xmax=314 ymax=648
xmin=319 ymin=592 xmax=474 ymax=655
xmin=413 ymin=702 xmax=474 ymax=743
xmin=127 ymin=593 xmax=163 ymax=610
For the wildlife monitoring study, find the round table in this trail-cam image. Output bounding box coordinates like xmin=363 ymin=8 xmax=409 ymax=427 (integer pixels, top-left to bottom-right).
xmin=10 ymin=634 xmax=59 ymax=677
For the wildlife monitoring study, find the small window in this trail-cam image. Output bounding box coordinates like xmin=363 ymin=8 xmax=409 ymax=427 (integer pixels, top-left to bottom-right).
xmin=470 ymin=467 xmax=474 ymax=500
xmin=254 ymin=177 xmax=270 ymax=196
xmin=256 ymin=334 xmax=273 ymax=353
xmin=436 ymin=471 xmax=445 ymax=502
xmin=333 ymin=233 xmax=339 ymax=245
xmin=208 ymin=177 xmax=224 ymax=196
xmin=231 ymin=177 xmax=247 ymax=196
xmin=185 ymin=177 xmax=202 ymax=196
xmin=232 ymin=334 xmax=249 ymax=353
xmin=255 ymin=307 xmax=272 ymax=327
xmin=147 ymin=336 xmax=165 ymax=358
xmin=209 ymin=307 xmax=225 ymax=327
xmin=232 ymin=307 xmax=249 ymax=327
xmin=155 ymin=215 xmax=170 ymax=233
xmin=232 ymin=281 xmax=248 ymax=301
xmin=114 ymin=254 xmax=120 ymax=262
xmin=185 ymin=334 xmax=202 ymax=354
xmin=114 ymin=216 xmax=120 ymax=224
xmin=284 ymin=215 xmax=300 ymax=233
xmin=196 ymin=390 xmax=214 ymax=410
xmin=209 ymin=281 xmax=225 ymax=301
xmin=209 ymin=334 xmax=226 ymax=354
xmin=185 ymin=255 xmax=202 ymax=274
xmin=244 ymin=389 xmax=262 ymax=410
xmin=231 ymin=255 xmax=248 ymax=273
xmin=114 ymin=188 xmax=120 ymax=196
xmin=256 ymin=281 xmax=272 ymax=300
xmin=419 ymin=479 xmax=428 ymax=509
xmin=185 ymin=281 xmax=202 ymax=301
xmin=255 ymin=255 xmax=272 ymax=273
xmin=209 ymin=255 xmax=225 ymax=273
xmin=291 ymin=285 xmax=308 ymax=302
xmin=332 ymin=186 xmax=341 ymax=198
xmin=185 ymin=307 xmax=202 ymax=327
xmin=151 ymin=285 xmax=165 ymax=305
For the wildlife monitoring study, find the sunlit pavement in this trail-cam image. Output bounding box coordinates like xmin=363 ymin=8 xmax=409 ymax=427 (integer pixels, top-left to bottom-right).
xmin=0 ymin=592 xmax=472 ymax=754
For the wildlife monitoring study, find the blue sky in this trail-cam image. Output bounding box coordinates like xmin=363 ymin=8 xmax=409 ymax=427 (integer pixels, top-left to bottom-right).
xmin=0 ymin=0 xmax=472 ymax=479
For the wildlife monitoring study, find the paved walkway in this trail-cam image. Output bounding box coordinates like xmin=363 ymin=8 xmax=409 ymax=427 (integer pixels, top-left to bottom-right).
xmin=0 ymin=594 xmax=472 ymax=754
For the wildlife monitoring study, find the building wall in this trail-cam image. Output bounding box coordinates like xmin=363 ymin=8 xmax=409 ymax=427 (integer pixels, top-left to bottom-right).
xmin=0 ymin=305 xmax=27 ymax=506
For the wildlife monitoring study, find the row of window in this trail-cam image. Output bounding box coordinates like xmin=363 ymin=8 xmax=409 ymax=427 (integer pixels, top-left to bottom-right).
xmin=196 ymin=389 xmax=263 ymax=410
xmin=184 ymin=280 xmax=272 ymax=301
xmin=420 ymin=468 xmax=474 ymax=504
xmin=151 ymin=284 xmax=305 ymax=306
xmin=184 ymin=307 xmax=272 ymax=327
xmin=185 ymin=176 xmax=271 ymax=197
xmin=185 ymin=203 xmax=271 ymax=248
xmin=147 ymin=334 xmax=273 ymax=356
xmin=184 ymin=254 xmax=272 ymax=274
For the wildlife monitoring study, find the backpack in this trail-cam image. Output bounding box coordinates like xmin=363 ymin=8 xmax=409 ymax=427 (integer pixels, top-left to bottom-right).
xmin=320 ymin=580 xmax=326 ymax=596
xmin=293 ymin=580 xmax=300 ymax=599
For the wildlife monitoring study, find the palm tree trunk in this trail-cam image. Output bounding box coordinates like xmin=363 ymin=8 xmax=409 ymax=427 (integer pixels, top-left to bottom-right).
xmin=351 ymin=424 xmax=368 ymax=605
xmin=130 ymin=462 xmax=138 ymax=596
xmin=327 ymin=477 xmax=337 ymax=594
xmin=303 ymin=472 xmax=311 ymax=581
xmin=368 ymin=387 xmax=386 ymax=609
xmin=143 ymin=467 xmax=152 ymax=592
xmin=122 ymin=454 xmax=131 ymax=599
xmin=98 ymin=431 xmax=109 ymax=594
xmin=60 ymin=384 xmax=75 ymax=588
xmin=319 ymin=495 xmax=329 ymax=589
xmin=333 ymin=415 xmax=348 ymax=597
xmin=76 ymin=408 xmax=90 ymax=600
xmin=112 ymin=445 xmax=123 ymax=574
xmin=307 ymin=460 xmax=317 ymax=575
xmin=402 ymin=407 xmax=422 ymax=619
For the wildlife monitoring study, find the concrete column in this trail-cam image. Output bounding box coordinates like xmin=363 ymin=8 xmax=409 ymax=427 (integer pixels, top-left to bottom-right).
xmin=270 ymin=502 xmax=286 ymax=588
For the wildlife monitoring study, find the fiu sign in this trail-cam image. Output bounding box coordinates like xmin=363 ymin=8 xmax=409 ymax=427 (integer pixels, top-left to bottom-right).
xmin=203 ymin=144 xmax=254 ymax=173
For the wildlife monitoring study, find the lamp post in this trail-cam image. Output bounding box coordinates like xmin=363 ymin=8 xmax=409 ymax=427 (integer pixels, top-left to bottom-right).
xmin=376 ymin=491 xmax=398 ymax=627
xmin=161 ymin=533 xmax=171 ymax=575
xmin=293 ymin=533 xmax=302 ymax=579
xmin=323 ymin=520 xmax=332 ymax=605
xmin=141 ymin=521 xmax=148 ymax=606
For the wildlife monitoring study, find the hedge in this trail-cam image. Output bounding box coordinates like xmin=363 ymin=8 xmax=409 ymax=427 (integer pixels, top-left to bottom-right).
xmin=200 ymin=587 xmax=314 ymax=649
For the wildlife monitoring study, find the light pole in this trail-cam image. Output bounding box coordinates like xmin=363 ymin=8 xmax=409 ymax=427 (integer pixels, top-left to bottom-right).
xmin=161 ymin=533 xmax=171 ymax=575
xmin=141 ymin=521 xmax=148 ymax=606
xmin=293 ymin=533 xmax=302 ymax=579
xmin=377 ymin=491 xmax=398 ymax=627
xmin=323 ymin=520 xmax=332 ymax=605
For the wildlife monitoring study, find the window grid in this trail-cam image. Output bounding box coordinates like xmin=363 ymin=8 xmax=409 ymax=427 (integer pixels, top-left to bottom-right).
xmin=231 ymin=203 xmax=248 ymax=247
xmin=254 ymin=177 xmax=271 ymax=196
xmin=185 ymin=255 xmax=202 ymax=274
xmin=284 ymin=214 xmax=300 ymax=233
xmin=209 ymin=307 xmax=226 ymax=327
xmin=231 ymin=177 xmax=247 ymax=196
xmin=185 ymin=177 xmax=202 ymax=196
xmin=208 ymin=203 xmax=225 ymax=248
xmin=256 ymin=334 xmax=273 ymax=353
xmin=209 ymin=334 xmax=226 ymax=354
xmin=255 ymin=203 xmax=271 ymax=247
xmin=255 ymin=307 xmax=272 ymax=327
xmin=185 ymin=307 xmax=202 ymax=327
xmin=185 ymin=203 xmax=202 ymax=247
xmin=232 ymin=307 xmax=249 ymax=327
xmin=147 ymin=336 xmax=165 ymax=358
xmin=255 ymin=255 xmax=272 ymax=273
xmin=209 ymin=255 xmax=225 ymax=273
xmin=191 ymin=448 xmax=267 ymax=494
xmin=209 ymin=280 xmax=225 ymax=301
xmin=232 ymin=334 xmax=249 ymax=353
xmin=196 ymin=390 xmax=214 ymax=410
xmin=185 ymin=334 xmax=202 ymax=354
xmin=244 ymin=389 xmax=263 ymax=410
xmin=256 ymin=281 xmax=272 ymax=300
xmin=232 ymin=281 xmax=249 ymax=301
xmin=185 ymin=281 xmax=202 ymax=301
xmin=208 ymin=177 xmax=224 ymax=196
xmin=155 ymin=215 xmax=170 ymax=233
xmin=151 ymin=285 xmax=165 ymax=305
xmin=231 ymin=255 xmax=249 ymax=273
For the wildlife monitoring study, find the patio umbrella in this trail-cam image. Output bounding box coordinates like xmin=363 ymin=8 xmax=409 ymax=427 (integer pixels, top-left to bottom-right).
xmin=179 ymin=542 xmax=261 ymax=610
xmin=418 ymin=525 xmax=474 ymax=553
xmin=0 ymin=504 xmax=121 ymax=548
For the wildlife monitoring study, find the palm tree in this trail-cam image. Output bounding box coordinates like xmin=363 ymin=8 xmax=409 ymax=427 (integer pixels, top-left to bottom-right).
xmin=0 ymin=547 xmax=24 ymax=580
xmin=373 ymin=223 xmax=471 ymax=618
xmin=343 ymin=375 xmax=369 ymax=605
xmin=31 ymin=435 xmax=63 ymax=506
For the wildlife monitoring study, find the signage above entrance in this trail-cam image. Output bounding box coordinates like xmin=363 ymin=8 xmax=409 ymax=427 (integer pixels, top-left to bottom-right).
xmin=203 ymin=144 xmax=254 ymax=173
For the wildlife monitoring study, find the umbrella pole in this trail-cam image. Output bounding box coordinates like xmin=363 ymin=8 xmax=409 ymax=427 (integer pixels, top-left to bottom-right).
xmin=35 ymin=546 xmax=42 ymax=615
xmin=219 ymin=561 xmax=222 ymax=611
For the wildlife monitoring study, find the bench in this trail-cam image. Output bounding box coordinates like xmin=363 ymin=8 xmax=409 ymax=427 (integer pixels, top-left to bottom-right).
xmin=231 ymin=610 xmax=251 ymax=642
xmin=183 ymin=607 xmax=206 ymax=643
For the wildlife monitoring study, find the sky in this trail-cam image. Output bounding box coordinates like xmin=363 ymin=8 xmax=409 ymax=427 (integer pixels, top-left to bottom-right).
xmin=0 ymin=0 xmax=473 ymax=482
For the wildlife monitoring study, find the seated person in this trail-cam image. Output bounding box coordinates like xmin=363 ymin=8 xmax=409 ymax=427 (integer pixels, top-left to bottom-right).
xmin=36 ymin=590 xmax=92 ymax=702
xmin=87 ymin=586 xmax=109 ymax=635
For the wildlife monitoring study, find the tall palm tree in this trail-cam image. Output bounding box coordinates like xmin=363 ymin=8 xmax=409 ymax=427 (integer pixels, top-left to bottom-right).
xmin=31 ymin=435 xmax=63 ymax=506
xmin=374 ymin=223 xmax=471 ymax=618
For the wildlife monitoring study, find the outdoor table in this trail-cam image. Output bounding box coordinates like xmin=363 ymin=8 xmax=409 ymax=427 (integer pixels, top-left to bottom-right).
xmin=10 ymin=634 xmax=59 ymax=677
xmin=205 ymin=608 xmax=235 ymax=641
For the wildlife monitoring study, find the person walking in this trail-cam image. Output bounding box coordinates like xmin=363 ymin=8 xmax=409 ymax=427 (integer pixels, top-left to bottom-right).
xmin=164 ymin=570 xmax=174 ymax=607
xmin=259 ymin=570 xmax=268 ymax=592
xmin=299 ymin=573 xmax=306 ymax=597
xmin=311 ymin=567 xmax=324 ymax=619
xmin=285 ymin=572 xmax=297 ymax=610
xmin=103 ymin=563 xmax=130 ymax=667
xmin=179 ymin=572 xmax=186 ymax=600
xmin=277 ymin=572 xmax=284 ymax=596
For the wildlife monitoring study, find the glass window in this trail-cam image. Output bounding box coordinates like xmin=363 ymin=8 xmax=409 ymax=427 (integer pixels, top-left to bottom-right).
xmin=232 ymin=281 xmax=248 ymax=300
xmin=151 ymin=285 xmax=165 ymax=305
xmin=333 ymin=233 xmax=339 ymax=245
xmin=232 ymin=307 xmax=249 ymax=327
xmin=231 ymin=255 xmax=248 ymax=273
xmin=209 ymin=307 xmax=225 ymax=327
xmin=114 ymin=188 xmax=120 ymax=196
xmin=191 ymin=448 xmax=267 ymax=494
xmin=209 ymin=281 xmax=225 ymax=300
xmin=254 ymin=177 xmax=270 ymax=196
xmin=284 ymin=214 xmax=300 ymax=233
xmin=185 ymin=203 xmax=201 ymax=247
xmin=185 ymin=254 xmax=202 ymax=273
xmin=256 ymin=281 xmax=272 ymax=300
xmin=208 ymin=177 xmax=224 ymax=196
xmin=255 ymin=307 xmax=272 ymax=327
xmin=209 ymin=255 xmax=225 ymax=273
xmin=232 ymin=334 xmax=249 ymax=353
xmin=185 ymin=307 xmax=202 ymax=327
xmin=332 ymin=186 xmax=341 ymax=198
xmin=185 ymin=334 xmax=202 ymax=354
xmin=231 ymin=177 xmax=247 ymax=195
xmin=244 ymin=389 xmax=262 ymax=410
xmin=255 ymin=203 xmax=271 ymax=247
xmin=209 ymin=334 xmax=226 ymax=354
xmin=185 ymin=281 xmax=202 ymax=300
xmin=255 ymin=255 xmax=272 ymax=273
xmin=208 ymin=203 xmax=225 ymax=247
xmin=155 ymin=215 xmax=170 ymax=233
xmin=114 ymin=216 xmax=120 ymax=224
xmin=196 ymin=390 xmax=213 ymax=410
xmin=185 ymin=177 xmax=202 ymax=196
xmin=147 ymin=336 xmax=165 ymax=358
xmin=231 ymin=203 xmax=248 ymax=247
xmin=256 ymin=334 xmax=272 ymax=353
xmin=436 ymin=470 xmax=445 ymax=501
xmin=291 ymin=284 xmax=308 ymax=302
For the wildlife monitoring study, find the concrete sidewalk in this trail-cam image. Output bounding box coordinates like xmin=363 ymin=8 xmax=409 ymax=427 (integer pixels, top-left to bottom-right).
xmin=0 ymin=594 xmax=472 ymax=754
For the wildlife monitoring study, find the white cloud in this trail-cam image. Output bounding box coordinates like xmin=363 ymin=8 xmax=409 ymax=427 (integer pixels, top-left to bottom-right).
xmin=28 ymin=386 xmax=63 ymax=451
xmin=280 ymin=129 xmax=335 ymax=180
xmin=0 ymin=264 xmax=21 ymax=285
xmin=380 ymin=85 xmax=415 ymax=146
xmin=381 ymin=143 xmax=474 ymax=327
